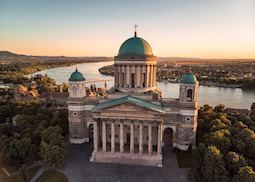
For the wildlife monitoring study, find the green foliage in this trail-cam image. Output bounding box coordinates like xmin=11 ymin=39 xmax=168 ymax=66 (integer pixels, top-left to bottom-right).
xmin=191 ymin=144 xmax=207 ymax=182
xmin=201 ymin=146 xmax=230 ymax=182
xmin=193 ymin=104 xmax=255 ymax=181
xmin=40 ymin=126 xmax=65 ymax=167
xmin=0 ymin=105 xmax=11 ymax=123
xmin=225 ymin=151 xmax=248 ymax=176
xmin=232 ymin=166 xmax=255 ymax=182
xmin=204 ymin=129 xmax=231 ymax=154
xmin=231 ymin=122 xmax=255 ymax=161
xmin=250 ymin=103 xmax=255 ymax=122
xmin=214 ymin=104 xmax=225 ymax=113
xmin=0 ymin=98 xmax=68 ymax=168
xmin=7 ymin=137 xmax=32 ymax=165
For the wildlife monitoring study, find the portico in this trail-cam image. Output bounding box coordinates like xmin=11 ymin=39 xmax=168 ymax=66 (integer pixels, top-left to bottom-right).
xmin=89 ymin=95 xmax=164 ymax=167
xmin=90 ymin=118 xmax=163 ymax=167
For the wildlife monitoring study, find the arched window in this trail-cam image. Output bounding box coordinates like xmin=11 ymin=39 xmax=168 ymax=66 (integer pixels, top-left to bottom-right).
xmin=187 ymin=89 xmax=193 ymax=101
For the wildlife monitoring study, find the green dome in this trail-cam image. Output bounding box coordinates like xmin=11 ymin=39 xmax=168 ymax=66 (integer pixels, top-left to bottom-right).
xmin=118 ymin=36 xmax=153 ymax=56
xmin=181 ymin=73 xmax=197 ymax=84
xmin=69 ymin=69 xmax=85 ymax=82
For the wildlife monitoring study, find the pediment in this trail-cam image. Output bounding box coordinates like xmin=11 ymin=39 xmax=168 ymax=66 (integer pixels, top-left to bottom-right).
xmin=104 ymin=102 xmax=151 ymax=112
xmin=92 ymin=95 xmax=165 ymax=113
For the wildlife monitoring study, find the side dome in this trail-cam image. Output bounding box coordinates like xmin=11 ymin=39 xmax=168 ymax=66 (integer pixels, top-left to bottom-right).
xmin=118 ymin=37 xmax=153 ymax=56
xmin=181 ymin=73 xmax=197 ymax=84
xmin=69 ymin=69 xmax=85 ymax=82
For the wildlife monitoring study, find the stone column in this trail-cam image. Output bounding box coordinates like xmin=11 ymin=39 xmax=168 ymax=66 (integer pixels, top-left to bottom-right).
xmin=157 ymin=124 xmax=162 ymax=155
xmin=114 ymin=65 xmax=117 ymax=86
xmin=154 ymin=65 xmax=157 ymax=86
xmin=102 ymin=121 xmax=106 ymax=152
xmin=111 ymin=122 xmax=115 ymax=153
xmin=148 ymin=124 xmax=152 ymax=155
xmin=122 ymin=66 xmax=125 ymax=87
xmin=139 ymin=123 xmax=143 ymax=154
xmin=126 ymin=66 xmax=130 ymax=88
xmin=136 ymin=65 xmax=141 ymax=88
xmin=133 ymin=66 xmax=137 ymax=88
xmin=146 ymin=65 xmax=150 ymax=87
xmin=118 ymin=65 xmax=121 ymax=87
xmin=120 ymin=122 xmax=124 ymax=153
xmin=130 ymin=123 xmax=134 ymax=153
xmin=93 ymin=121 xmax=98 ymax=152
xmin=150 ymin=65 xmax=153 ymax=87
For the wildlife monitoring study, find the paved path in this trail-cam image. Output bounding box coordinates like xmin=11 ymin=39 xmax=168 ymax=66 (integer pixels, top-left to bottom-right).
xmin=30 ymin=166 xmax=47 ymax=182
xmin=60 ymin=143 xmax=189 ymax=182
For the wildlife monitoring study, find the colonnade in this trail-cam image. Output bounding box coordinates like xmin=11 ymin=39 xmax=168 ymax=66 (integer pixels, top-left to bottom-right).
xmin=93 ymin=119 xmax=162 ymax=156
xmin=114 ymin=64 xmax=157 ymax=89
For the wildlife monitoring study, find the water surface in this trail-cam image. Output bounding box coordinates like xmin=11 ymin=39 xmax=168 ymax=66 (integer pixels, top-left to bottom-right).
xmin=29 ymin=61 xmax=255 ymax=109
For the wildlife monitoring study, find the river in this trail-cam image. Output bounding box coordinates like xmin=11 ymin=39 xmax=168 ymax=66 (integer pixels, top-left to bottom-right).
xmin=28 ymin=61 xmax=255 ymax=109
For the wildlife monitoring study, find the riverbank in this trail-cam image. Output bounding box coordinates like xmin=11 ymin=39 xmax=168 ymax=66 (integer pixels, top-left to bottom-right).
xmin=99 ymin=64 xmax=254 ymax=89
xmin=157 ymin=79 xmax=241 ymax=88
xmin=0 ymin=59 xmax=111 ymax=84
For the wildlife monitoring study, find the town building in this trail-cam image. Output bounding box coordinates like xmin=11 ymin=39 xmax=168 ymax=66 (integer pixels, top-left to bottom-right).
xmin=68 ymin=31 xmax=199 ymax=167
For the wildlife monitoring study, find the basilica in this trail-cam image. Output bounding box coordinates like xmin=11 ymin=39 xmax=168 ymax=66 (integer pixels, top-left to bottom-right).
xmin=68 ymin=31 xmax=199 ymax=167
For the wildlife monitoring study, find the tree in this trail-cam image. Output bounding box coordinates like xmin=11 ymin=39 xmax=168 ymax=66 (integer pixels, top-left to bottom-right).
xmin=225 ymin=151 xmax=248 ymax=176
xmin=214 ymin=104 xmax=225 ymax=113
xmin=40 ymin=125 xmax=65 ymax=167
xmin=250 ymin=107 xmax=255 ymax=122
xmin=204 ymin=130 xmax=231 ymax=154
xmin=209 ymin=119 xmax=229 ymax=132
xmin=191 ymin=144 xmax=207 ymax=182
xmin=53 ymin=109 xmax=69 ymax=135
xmin=0 ymin=105 xmax=10 ymax=123
xmin=7 ymin=137 xmax=32 ymax=165
xmin=201 ymin=146 xmax=230 ymax=182
xmin=231 ymin=123 xmax=255 ymax=160
xmin=232 ymin=166 xmax=255 ymax=182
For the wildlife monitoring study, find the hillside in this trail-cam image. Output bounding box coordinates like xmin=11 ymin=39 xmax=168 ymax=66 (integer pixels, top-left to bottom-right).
xmin=0 ymin=51 xmax=254 ymax=65
xmin=0 ymin=51 xmax=113 ymax=64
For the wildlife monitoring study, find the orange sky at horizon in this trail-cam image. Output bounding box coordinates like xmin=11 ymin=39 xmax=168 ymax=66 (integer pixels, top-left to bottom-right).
xmin=1 ymin=0 xmax=255 ymax=59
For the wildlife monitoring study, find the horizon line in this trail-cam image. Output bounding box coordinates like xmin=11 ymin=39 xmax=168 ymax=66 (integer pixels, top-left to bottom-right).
xmin=1 ymin=50 xmax=255 ymax=60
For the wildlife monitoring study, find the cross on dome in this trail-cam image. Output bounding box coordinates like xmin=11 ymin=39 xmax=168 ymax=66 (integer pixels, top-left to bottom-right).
xmin=134 ymin=24 xmax=138 ymax=37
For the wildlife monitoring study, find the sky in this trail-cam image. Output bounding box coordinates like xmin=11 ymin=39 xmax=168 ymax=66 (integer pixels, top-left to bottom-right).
xmin=0 ymin=0 xmax=254 ymax=58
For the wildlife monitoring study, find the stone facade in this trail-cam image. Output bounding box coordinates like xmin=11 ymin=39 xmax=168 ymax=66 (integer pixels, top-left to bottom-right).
xmin=68 ymin=32 xmax=199 ymax=167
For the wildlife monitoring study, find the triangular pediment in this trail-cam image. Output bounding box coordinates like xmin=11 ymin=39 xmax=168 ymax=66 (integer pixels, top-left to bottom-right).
xmin=92 ymin=95 xmax=165 ymax=113
xmin=103 ymin=102 xmax=150 ymax=112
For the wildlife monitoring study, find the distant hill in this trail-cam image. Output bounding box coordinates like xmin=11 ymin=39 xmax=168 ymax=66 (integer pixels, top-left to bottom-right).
xmin=0 ymin=50 xmax=254 ymax=65
xmin=0 ymin=51 xmax=113 ymax=64
xmin=0 ymin=51 xmax=26 ymax=57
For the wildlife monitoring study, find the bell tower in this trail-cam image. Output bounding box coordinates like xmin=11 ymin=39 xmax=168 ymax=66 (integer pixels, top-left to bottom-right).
xmin=179 ymin=73 xmax=198 ymax=103
xmin=68 ymin=69 xmax=88 ymax=144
